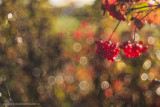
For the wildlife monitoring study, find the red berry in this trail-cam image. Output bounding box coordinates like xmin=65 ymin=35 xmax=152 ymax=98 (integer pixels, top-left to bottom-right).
xmin=139 ymin=41 xmax=143 ymax=45
xmin=125 ymin=54 xmax=130 ymax=58
xmin=142 ymin=46 xmax=148 ymax=53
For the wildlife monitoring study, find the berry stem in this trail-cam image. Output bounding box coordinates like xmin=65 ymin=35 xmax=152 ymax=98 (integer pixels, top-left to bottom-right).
xmin=108 ymin=21 xmax=121 ymax=41
xmin=133 ymin=27 xmax=136 ymax=42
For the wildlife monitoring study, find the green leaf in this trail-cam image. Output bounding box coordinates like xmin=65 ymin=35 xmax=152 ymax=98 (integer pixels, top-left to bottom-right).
xmin=133 ymin=3 xmax=150 ymax=11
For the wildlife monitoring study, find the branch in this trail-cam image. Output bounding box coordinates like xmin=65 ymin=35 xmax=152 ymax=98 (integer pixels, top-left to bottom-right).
xmin=133 ymin=7 xmax=159 ymax=41
xmin=154 ymin=0 xmax=160 ymax=5
xmin=125 ymin=4 xmax=160 ymax=15
xmin=127 ymin=4 xmax=159 ymax=11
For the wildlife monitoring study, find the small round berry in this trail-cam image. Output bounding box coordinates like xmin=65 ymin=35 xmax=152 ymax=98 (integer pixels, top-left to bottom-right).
xmin=139 ymin=41 xmax=143 ymax=45
xmin=125 ymin=54 xmax=130 ymax=58
xmin=142 ymin=46 xmax=148 ymax=53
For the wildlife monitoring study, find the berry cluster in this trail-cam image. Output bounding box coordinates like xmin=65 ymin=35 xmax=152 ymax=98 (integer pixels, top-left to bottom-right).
xmin=101 ymin=0 xmax=126 ymax=21
xmin=108 ymin=4 xmax=126 ymax=21
xmin=95 ymin=39 xmax=120 ymax=62
xmin=120 ymin=41 xmax=148 ymax=58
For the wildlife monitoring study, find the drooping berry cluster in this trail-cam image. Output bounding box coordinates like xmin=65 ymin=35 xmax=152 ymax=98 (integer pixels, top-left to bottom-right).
xmin=95 ymin=39 xmax=120 ymax=62
xmin=101 ymin=0 xmax=126 ymax=21
xmin=120 ymin=41 xmax=148 ymax=58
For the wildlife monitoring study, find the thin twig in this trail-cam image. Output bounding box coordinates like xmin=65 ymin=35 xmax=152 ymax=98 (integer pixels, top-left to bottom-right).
xmin=108 ymin=21 xmax=121 ymax=41
xmin=140 ymin=7 xmax=158 ymax=21
xmin=127 ymin=4 xmax=159 ymax=11
xmin=125 ymin=4 xmax=160 ymax=15
xmin=154 ymin=0 xmax=160 ymax=5
xmin=133 ymin=27 xmax=136 ymax=41
xmin=133 ymin=7 xmax=159 ymax=41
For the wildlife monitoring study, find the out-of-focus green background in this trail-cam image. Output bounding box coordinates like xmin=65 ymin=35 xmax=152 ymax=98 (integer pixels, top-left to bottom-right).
xmin=0 ymin=0 xmax=160 ymax=107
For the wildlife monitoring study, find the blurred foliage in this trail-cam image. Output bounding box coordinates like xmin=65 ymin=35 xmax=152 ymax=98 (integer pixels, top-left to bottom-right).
xmin=0 ymin=0 xmax=160 ymax=107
